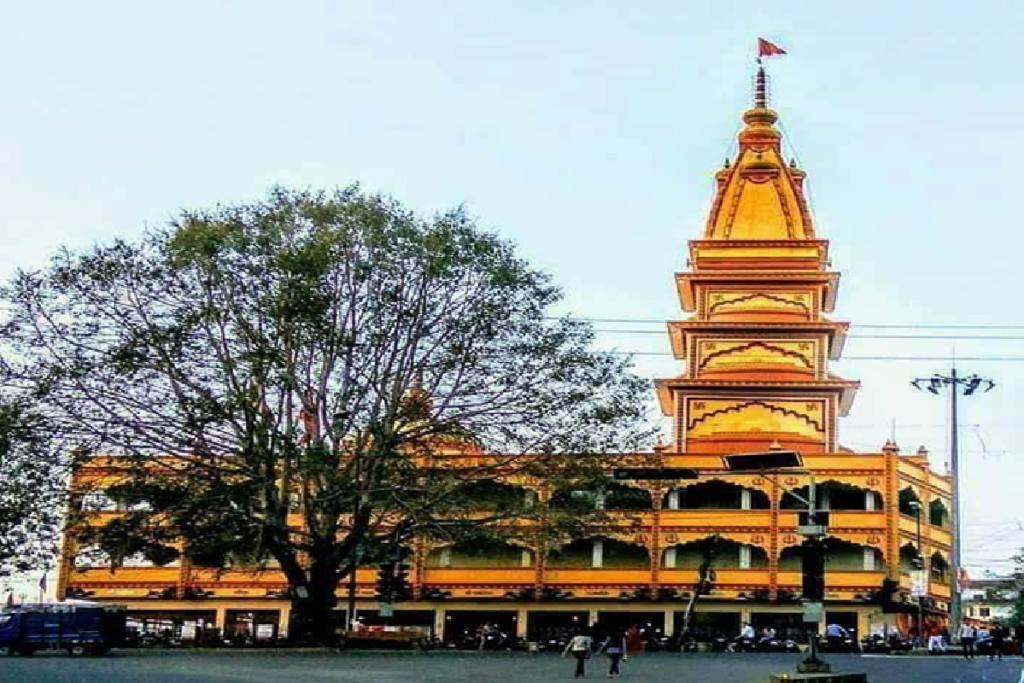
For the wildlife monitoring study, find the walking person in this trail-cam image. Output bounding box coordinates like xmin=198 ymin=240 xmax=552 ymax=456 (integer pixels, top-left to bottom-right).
xmin=563 ymin=628 xmax=593 ymax=679
xmin=959 ymin=619 xmax=977 ymax=660
xmin=598 ymin=630 xmax=627 ymax=678
xmin=990 ymin=624 xmax=1006 ymax=660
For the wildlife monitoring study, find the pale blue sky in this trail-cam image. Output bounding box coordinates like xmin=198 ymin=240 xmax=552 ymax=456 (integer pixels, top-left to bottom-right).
xmin=1 ymin=1 xmax=1022 ymax=580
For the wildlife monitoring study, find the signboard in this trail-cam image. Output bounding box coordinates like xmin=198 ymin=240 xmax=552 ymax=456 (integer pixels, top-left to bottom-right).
xmin=180 ymin=623 xmax=197 ymax=641
xmin=911 ymin=570 xmax=928 ymax=598
xmin=379 ymin=603 xmax=394 ymax=617
xmin=802 ymin=601 xmax=823 ymax=624
xmin=255 ymin=624 xmax=275 ymax=641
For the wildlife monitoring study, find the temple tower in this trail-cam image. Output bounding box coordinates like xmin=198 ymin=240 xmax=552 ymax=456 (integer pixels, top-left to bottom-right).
xmin=657 ymin=66 xmax=860 ymax=455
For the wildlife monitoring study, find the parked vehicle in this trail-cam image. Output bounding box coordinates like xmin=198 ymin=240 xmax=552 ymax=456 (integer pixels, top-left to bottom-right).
xmin=0 ymin=602 xmax=126 ymax=656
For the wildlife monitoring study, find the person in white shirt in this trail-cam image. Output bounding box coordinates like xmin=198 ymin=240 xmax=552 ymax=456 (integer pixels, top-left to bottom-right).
xmin=563 ymin=629 xmax=593 ymax=678
xmin=959 ymin=620 xmax=977 ymax=660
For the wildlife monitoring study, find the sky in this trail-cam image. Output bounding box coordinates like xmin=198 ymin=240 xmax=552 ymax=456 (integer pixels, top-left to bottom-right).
xmin=1 ymin=1 xmax=1022 ymax=591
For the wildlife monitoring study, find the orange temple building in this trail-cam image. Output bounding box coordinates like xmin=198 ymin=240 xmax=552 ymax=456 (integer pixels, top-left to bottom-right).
xmin=58 ymin=68 xmax=954 ymax=646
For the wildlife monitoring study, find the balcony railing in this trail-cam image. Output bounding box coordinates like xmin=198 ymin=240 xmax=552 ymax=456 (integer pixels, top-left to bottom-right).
xmin=421 ymin=568 xmax=536 ymax=585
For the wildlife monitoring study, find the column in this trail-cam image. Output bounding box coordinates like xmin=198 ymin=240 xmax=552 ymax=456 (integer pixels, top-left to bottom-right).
xmin=588 ymin=608 xmax=599 ymax=627
xmin=664 ymin=609 xmax=676 ymax=637
xmin=667 ymin=490 xmax=680 ymax=510
xmin=434 ymin=608 xmax=447 ymax=641
xmin=592 ymin=540 xmax=604 ymax=568
xmin=863 ymin=547 xmax=876 ymax=571
xmin=741 ymin=488 xmax=752 ymax=510
xmin=214 ymin=607 xmax=228 ymax=631
xmin=865 ymin=490 xmax=877 ymax=511
xmin=516 ymin=607 xmax=529 ymax=638
xmin=664 ymin=548 xmax=677 ymax=569
xmin=739 ymin=545 xmax=752 ymax=569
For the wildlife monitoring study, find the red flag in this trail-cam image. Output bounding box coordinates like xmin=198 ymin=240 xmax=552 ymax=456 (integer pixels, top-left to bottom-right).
xmin=758 ymin=38 xmax=787 ymax=58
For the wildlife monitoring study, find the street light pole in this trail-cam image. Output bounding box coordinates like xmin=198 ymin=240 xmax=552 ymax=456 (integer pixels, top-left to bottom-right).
xmin=911 ymin=368 xmax=995 ymax=633
xmin=909 ymin=500 xmax=924 ymax=648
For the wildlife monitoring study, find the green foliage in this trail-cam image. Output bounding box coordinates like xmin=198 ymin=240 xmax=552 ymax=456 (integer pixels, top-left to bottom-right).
xmin=2 ymin=186 xmax=654 ymax=641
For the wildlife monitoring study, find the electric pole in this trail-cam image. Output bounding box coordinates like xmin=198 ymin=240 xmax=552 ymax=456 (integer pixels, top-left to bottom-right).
xmin=911 ymin=368 xmax=995 ymax=635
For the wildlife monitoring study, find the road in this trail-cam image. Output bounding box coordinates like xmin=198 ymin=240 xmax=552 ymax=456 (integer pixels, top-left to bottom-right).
xmin=1 ymin=651 xmax=1022 ymax=683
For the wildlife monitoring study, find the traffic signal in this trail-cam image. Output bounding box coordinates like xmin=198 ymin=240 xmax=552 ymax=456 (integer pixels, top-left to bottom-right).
xmin=801 ymin=538 xmax=825 ymax=602
xmin=392 ymin=563 xmax=412 ymax=601
xmin=375 ymin=562 xmax=412 ymax=602
xmin=376 ymin=562 xmax=396 ymax=602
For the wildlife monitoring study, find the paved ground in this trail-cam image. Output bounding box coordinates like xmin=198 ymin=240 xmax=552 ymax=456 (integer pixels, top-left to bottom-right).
xmin=3 ymin=651 xmax=1023 ymax=683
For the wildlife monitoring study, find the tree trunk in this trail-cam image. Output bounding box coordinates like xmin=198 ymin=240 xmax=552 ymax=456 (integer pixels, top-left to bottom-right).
xmin=287 ymin=561 xmax=341 ymax=646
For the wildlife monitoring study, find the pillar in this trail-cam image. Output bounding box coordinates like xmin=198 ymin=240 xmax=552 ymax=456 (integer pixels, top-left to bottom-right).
xmin=664 ymin=609 xmax=676 ymax=637
xmin=664 ymin=548 xmax=677 ymax=569
xmin=667 ymin=490 xmax=680 ymax=510
xmin=739 ymin=545 xmax=752 ymax=569
xmin=214 ymin=607 xmax=228 ymax=631
xmin=588 ymin=608 xmax=599 ymax=627
xmin=434 ymin=608 xmax=447 ymax=640
xmin=516 ymin=607 xmax=529 ymax=638
xmin=741 ymin=488 xmax=752 ymax=510
xmin=592 ymin=540 xmax=604 ymax=568
xmin=865 ymin=490 xmax=877 ymax=511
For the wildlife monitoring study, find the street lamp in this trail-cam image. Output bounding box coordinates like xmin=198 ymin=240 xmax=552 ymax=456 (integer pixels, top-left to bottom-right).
xmin=722 ymin=449 xmax=832 ymax=675
xmin=911 ymin=369 xmax=995 ymax=631
xmin=908 ymin=500 xmax=925 ymax=649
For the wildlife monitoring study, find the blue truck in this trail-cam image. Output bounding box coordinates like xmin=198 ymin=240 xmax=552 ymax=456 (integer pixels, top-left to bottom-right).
xmin=0 ymin=602 xmax=126 ymax=656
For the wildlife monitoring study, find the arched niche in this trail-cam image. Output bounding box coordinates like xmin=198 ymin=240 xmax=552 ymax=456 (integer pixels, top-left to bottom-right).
xmin=780 ymin=480 xmax=883 ymax=511
xmin=779 ymin=537 xmax=886 ymax=571
xmin=929 ymin=552 xmax=950 ymax=582
xmin=898 ymin=542 xmax=921 ymax=574
xmin=546 ymin=536 xmax=649 ymax=569
xmin=929 ymin=499 xmax=950 ymax=528
xmin=550 ymin=482 xmax=652 ymax=511
xmin=663 ymin=479 xmax=769 ymax=510
xmin=898 ymin=487 xmax=922 ymax=517
xmin=452 ymin=479 xmax=534 ymax=513
xmin=425 ymin=537 xmax=534 ymax=568
xmin=662 ymin=536 xmax=768 ymax=570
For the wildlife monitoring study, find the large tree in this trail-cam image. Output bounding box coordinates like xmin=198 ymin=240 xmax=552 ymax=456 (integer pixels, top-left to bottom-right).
xmin=0 ymin=400 xmax=66 ymax=578
xmin=2 ymin=187 xmax=653 ymax=642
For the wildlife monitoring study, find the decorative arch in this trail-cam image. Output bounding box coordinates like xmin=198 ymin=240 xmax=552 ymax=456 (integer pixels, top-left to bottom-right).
xmin=453 ymin=480 xmax=533 ymax=513
xmin=779 ymin=536 xmax=885 ymax=571
xmin=662 ymin=536 xmax=768 ymax=570
xmin=663 ymin=479 xmax=769 ymax=510
xmin=929 ymin=499 xmax=950 ymax=528
xmin=549 ymin=482 xmax=652 ymax=511
xmin=698 ymin=341 xmax=814 ymax=373
xmin=547 ymin=536 xmax=649 ymax=569
xmin=781 ymin=480 xmax=883 ymax=511
xmin=898 ymin=542 xmax=921 ymax=574
xmin=898 ymin=487 xmax=922 ymax=517
xmin=687 ymin=400 xmax=824 ymax=440
xmin=930 ymin=552 xmax=950 ymax=582
xmin=425 ymin=537 xmax=534 ymax=568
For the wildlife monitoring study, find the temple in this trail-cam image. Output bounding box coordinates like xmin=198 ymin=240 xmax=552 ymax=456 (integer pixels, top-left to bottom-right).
xmin=57 ymin=66 xmax=954 ymax=647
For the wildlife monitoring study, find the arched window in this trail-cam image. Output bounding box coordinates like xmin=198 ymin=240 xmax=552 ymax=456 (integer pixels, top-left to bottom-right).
xmin=929 ymin=500 xmax=950 ymax=528
xmin=662 ymin=537 xmax=767 ymax=569
xmin=898 ymin=487 xmax=922 ymax=517
xmin=547 ymin=537 xmax=649 ymax=569
xmin=663 ymin=480 xmax=769 ymax=510
xmin=426 ymin=539 xmax=533 ymax=568
xmin=780 ymin=537 xmax=885 ymax=571
xmin=781 ymin=481 xmax=883 ymax=511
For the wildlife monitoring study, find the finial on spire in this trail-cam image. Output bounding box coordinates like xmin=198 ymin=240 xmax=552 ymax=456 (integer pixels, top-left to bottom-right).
xmin=754 ymin=65 xmax=769 ymax=109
